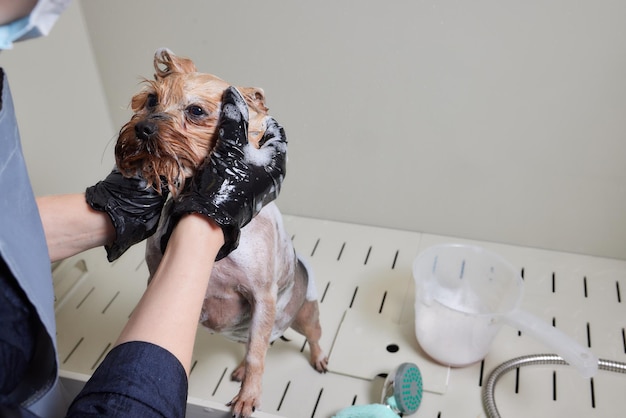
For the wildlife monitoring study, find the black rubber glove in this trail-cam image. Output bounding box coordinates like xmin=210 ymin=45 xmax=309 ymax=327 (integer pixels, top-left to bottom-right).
xmin=162 ymin=86 xmax=287 ymax=260
xmin=86 ymin=168 xmax=169 ymax=261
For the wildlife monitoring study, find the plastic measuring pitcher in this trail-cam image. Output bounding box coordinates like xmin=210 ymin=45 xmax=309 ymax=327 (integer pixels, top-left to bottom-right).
xmin=412 ymin=244 xmax=598 ymax=378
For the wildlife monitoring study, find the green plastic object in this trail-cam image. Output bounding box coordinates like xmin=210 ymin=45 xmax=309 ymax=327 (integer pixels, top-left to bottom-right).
xmin=332 ymin=403 xmax=399 ymax=418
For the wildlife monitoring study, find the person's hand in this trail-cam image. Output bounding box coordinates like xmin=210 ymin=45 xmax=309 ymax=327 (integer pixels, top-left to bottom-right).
xmin=162 ymin=86 xmax=287 ymax=260
xmin=86 ymin=169 xmax=169 ymax=261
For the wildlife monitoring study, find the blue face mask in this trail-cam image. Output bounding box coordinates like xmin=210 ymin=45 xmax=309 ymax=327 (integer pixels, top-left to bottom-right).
xmin=0 ymin=0 xmax=71 ymax=50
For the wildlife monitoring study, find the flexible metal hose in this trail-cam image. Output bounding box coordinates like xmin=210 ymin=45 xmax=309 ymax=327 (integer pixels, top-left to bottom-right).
xmin=482 ymin=354 xmax=626 ymax=418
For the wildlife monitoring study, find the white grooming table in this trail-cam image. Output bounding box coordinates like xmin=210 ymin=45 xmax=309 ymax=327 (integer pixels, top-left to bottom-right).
xmin=53 ymin=215 xmax=626 ymax=417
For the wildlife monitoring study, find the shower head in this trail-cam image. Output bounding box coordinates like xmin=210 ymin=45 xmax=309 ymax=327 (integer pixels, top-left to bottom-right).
xmin=381 ymin=362 xmax=423 ymax=415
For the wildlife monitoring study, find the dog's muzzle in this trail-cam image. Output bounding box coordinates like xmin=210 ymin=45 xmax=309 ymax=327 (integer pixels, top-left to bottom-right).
xmin=135 ymin=119 xmax=158 ymax=140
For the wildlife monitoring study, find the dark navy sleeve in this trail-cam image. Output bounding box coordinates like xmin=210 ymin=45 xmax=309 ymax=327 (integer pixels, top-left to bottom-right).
xmin=66 ymin=341 xmax=188 ymax=418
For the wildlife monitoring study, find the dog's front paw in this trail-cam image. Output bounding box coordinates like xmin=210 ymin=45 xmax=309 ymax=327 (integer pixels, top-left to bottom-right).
xmin=226 ymin=389 xmax=259 ymax=418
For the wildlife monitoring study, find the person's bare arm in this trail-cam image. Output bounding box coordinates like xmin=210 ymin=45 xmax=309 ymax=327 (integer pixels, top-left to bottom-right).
xmin=38 ymin=196 xmax=224 ymax=374
xmin=39 ymin=193 xmax=224 ymax=373
xmin=114 ymin=213 xmax=223 ymax=375
xmin=37 ymin=193 xmax=116 ymax=263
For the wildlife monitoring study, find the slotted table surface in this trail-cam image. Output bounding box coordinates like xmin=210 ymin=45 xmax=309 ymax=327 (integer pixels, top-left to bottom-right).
xmin=53 ymin=215 xmax=626 ymax=417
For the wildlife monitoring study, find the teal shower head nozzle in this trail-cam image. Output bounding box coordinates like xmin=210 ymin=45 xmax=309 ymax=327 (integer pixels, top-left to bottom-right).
xmin=382 ymin=362 xmax=423 ymax=415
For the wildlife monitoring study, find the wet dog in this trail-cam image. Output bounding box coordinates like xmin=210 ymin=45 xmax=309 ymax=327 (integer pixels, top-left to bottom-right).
xmin=115 ymin=48 xmax=328 ymax=417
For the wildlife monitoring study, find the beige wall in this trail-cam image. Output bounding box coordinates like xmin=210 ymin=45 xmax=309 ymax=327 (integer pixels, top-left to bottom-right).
xmin=1 ymin=1 xmax=115 ymax=196
xmin=5 ymin=1 xmax=626 ymax=260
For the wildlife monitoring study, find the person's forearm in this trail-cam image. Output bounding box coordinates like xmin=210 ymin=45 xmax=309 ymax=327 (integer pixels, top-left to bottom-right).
xmin=115 ymin=214 xmax=224 ymax=375
xmin=37 ymin=194 xmax=116 ymax=262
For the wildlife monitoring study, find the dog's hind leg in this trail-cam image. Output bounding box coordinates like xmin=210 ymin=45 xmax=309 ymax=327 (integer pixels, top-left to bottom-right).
xmin=292 ymin=299 xmax=328 ymax=372
xmin=231 ymin=358 xmax=246 ymax=382
xmin=290 ymin=257 xmax=329 ymax=373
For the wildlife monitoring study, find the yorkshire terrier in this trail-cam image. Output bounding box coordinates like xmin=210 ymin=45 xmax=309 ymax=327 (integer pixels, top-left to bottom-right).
xmin=115 ymin=48 xmax=328 ymax=417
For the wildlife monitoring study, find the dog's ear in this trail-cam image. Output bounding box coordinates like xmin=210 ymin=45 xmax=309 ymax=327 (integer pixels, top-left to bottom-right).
xmin=238 ymin=87 xmax=269 ymax=147
xmin=238 ymin=87 xmax=269 ymax=114
xmin=153 ymin=48 xmax=197 ymax=80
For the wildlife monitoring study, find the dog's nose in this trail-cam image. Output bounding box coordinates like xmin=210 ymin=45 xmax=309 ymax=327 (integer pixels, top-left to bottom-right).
xmin=135 ymin=120 xmax=158 ymax=140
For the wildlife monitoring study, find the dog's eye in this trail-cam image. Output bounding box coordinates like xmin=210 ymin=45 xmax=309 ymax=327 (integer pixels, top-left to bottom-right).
xmin=146 ymin=94 xmax=158 ymax=109
xmin=186 ymin=105 xmax=206 ymax=117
